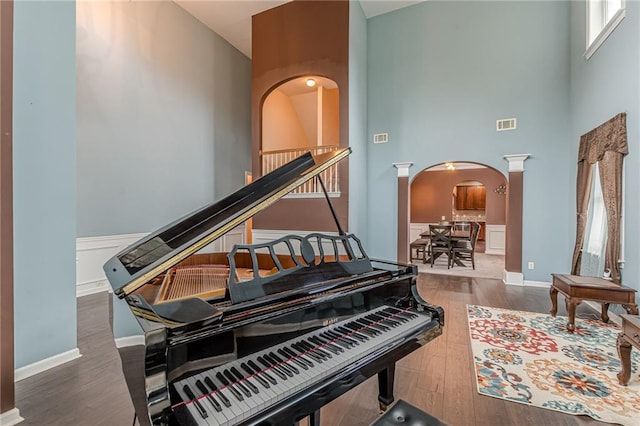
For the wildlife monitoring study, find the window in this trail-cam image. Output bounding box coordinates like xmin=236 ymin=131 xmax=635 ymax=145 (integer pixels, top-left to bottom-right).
xmin=585 ymin=0 xmax=626 ymax=59
xmin=580 ymin=163 xmax=607 ymax=277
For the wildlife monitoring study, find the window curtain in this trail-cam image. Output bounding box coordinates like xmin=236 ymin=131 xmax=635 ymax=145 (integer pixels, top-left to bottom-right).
xmin=570 ymin=113 xmax=627 ymax=283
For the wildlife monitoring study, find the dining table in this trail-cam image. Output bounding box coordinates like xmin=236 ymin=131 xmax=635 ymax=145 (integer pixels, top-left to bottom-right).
xmin=419 ymin=228 xmax=471 ymax=267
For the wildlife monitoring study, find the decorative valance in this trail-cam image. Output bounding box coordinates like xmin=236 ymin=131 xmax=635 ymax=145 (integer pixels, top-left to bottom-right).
xmin=578 ymin=113 xmax=628 ymax=164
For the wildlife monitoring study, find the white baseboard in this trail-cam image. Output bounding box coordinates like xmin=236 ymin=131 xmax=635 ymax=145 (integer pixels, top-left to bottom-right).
xmin=115 ymin=335 xmax=145 ymax=348
xmin=76 ymin=279 xmax=110 ymax=297
xmin=524 ymin=280 xmax=551 ymax=288
xmin=484 ymin=249 xmax=505 ymax=255
xmin=15 ymin=348 xmax=81 ymax=382
xmin=503 ymin=270 xmax=524 ymax=286
xmin=0 ymin=408 xmax=23 ymax=426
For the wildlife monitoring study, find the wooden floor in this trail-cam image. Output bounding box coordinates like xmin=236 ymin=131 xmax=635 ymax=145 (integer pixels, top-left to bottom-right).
xmin=14 ymin=274 xmax=612 ymax=425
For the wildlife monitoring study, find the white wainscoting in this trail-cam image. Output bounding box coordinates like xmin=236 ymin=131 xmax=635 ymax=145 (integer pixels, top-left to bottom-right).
xmin=252 ymin=229 xmax=340 ymax=255
xmin=485 ymin=224 xmax=506 ymax=255
xmin=76 ymin=233 xmax=148 ymax=297
xmin=75 ymin=226 xmax=246 ymax=297
xmin=409 ymin=223 xmax=430 ymax=243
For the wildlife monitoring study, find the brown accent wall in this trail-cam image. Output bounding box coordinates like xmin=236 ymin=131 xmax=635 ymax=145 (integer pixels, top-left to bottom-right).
xmin=0 ymin=0 xmax=14 ymax=414
xmin=252 ymin=0 xmax=350 ymax=232
xmin=505 ymin=172 xmax=523 ymax=272
xmin=397 ymin=176 xmax=410 ymax=263
xmin=410 ymin=167 xmax=507 ymax=225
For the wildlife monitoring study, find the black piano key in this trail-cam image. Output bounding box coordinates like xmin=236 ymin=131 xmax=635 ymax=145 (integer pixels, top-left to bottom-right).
xmin=216 ymin=372 xmax=244 ymax=401
xmin=282 ymin=346 xmax=314 ymax=367
xmin=336 ymin=325 xmax=368 ymax=341
xmin=278 ymin=348 xmax=308 ymax=370
xmin=223 ymin=370 xmax=251 ymax=397
xmin=230 ymin=367 xmax=260 ymax=394
xmin=203 ymin=376 xmax=231 ymax=408
xmin=322 ymin=333 xmax=352 ymax=350
xmin=382 ymin=308 xmax=408 ymax=321
xmin=249 ymin=359 xmax=278 ymax=385
xmin=269 ymin=352 xmax=299 ymax=374
xmin=344 ymin=323 xmax=376 ymax=338
xmin=257 ymin=356 xmax=288 ymax=380
xmin=318 ymin=335 xmax=344 ymax=352
xmin=356 ymin=318 xmax=386 ymax=333
xmin=309 ymin=336 xmax=341 ymax=354
xmin=264 ymin=353 xmax=294 ymax=377
xmin=300 ymin=340 xmax=331 ymax=359
xmin=356 ymin=318 xmax=389 ymax=331
xmin=357 ymin=318 xmax=389 ymax=332
xmin=324 ymin=330 xmax=357 ymax=346
xmin=368 ymin=313 xmax=399 ymax=327
xmin=292 ymin=342 xmax=324 ymax=363
xmin=183 ymin=384 xmax=208 ymax=419
xmin=195 ymin=380 xmax=222 ymax=412
xmin=241 ymin=362 xmax=270 ymax=389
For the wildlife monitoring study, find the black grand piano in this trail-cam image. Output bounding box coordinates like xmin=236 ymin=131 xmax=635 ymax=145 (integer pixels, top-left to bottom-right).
xmin=104 ymin=147 xmax=443 ymax=426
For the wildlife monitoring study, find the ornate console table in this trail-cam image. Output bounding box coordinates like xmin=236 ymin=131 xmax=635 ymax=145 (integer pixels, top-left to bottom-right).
xmin=550 ymin=273 xmax=638 ymax=332
xmin=617 ymin=314 xmax=640 ymax=385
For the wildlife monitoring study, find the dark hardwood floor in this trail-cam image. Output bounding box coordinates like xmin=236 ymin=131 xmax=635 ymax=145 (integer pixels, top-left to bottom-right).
xmin=14 ymin=274 xmax=612 ymax=425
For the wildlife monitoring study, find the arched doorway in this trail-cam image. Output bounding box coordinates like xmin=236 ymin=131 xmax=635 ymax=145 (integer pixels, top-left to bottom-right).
xmin=408 ymin=162 xmax=507 ymax=277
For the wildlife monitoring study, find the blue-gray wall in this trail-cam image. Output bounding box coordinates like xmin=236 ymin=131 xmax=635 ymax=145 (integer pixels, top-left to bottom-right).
xmin=75 ymin=1 xmax=251 ymax=339
xmin=570 ymin=1 xmax=640 ymax=291
xmin=366 ymin=1 xmax=573 ymax=281
xmin=348 ymin=1 xmax=368 ymax=242
xmin=76 ymin=1 xmax=251 ymax=238
xmin=13 ymin=1 xmax=77 ymax=368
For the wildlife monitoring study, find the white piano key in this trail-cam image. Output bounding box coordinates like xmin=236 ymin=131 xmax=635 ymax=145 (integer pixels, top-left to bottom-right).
xmin=174 ymin=305 xmax=431 ymax=425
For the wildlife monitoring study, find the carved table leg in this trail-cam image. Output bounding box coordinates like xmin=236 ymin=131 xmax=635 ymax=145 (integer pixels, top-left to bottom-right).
xmin=549 ymin=286 xmax=558 ymax=317
xmin=566 ymin=299 xmax=577 ymax=333
xmin=601 ymin=302 xmax=610 ymax=323
xmin=377 ymin=364 xmax=396 ymax=411
xmin=617 ymin=333 xmax=632 ymax=386
xmin=623 ymin=304 xmax=639 ymax=315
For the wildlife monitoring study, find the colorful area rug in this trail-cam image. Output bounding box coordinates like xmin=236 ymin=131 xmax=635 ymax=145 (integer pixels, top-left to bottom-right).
xmin=467 ymin=305 xmax=640 ymax=425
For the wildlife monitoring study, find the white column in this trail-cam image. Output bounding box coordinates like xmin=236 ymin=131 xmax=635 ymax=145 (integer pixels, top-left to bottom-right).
xmin=504 ymin=154 xmax=531 ymax=172
xmin=393 ymin=162 xmax=413 ymax=177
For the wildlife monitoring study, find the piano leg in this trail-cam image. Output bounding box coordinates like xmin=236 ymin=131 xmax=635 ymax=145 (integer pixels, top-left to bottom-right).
xmin=377 ymin=363 xmax=396 ymax=411
xmin=309 ymin=409 xmax=321 ymax=426
xmin=294 ymin=410 xmax=320 ymax=426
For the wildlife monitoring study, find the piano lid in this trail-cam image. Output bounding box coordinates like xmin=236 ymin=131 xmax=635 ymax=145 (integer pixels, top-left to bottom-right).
xmin=104 ymin=147 xmax=351 ymax=298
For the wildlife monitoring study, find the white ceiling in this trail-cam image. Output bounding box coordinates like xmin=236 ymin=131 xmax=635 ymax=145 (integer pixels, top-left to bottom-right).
xmin=174 ymin=1 xmax=425 ymax=58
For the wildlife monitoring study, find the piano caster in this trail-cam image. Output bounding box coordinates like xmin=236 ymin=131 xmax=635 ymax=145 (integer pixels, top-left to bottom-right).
xmin=379 ymin=402 xmax=389 ymax=412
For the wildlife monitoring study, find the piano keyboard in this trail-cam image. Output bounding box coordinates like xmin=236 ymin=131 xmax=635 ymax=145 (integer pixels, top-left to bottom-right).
xmin=173 ymin=305 xmax=430 ymax=426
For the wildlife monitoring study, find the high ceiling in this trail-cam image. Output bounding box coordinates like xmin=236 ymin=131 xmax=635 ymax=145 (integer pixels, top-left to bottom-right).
xmin=174 ymin=1 xmax=425 ymax=58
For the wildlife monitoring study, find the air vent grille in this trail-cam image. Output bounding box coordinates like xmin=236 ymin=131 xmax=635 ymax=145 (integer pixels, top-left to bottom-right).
xmin=373 ymin=133 xmax=388 ymax=144
xmin=496 ymin=118 xmax=517 ymax=131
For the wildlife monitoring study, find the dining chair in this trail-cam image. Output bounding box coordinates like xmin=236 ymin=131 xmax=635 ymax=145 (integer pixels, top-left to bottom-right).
xmin=450 ymin=222 xmax=481 ymax=269
xmin=428 ymin=224 xmax=453 ymax=268
xmin=453 ymin=221 xmax=471 ymax=237
xmin=410 ymin=238 xmax=429 ymax=263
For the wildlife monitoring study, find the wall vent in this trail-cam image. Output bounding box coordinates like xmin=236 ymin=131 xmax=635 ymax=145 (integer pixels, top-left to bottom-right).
xmin=373 ymin=133 xmax=388 ymax=144
xmin=496 ymin=118 xmax=517 ymax=131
